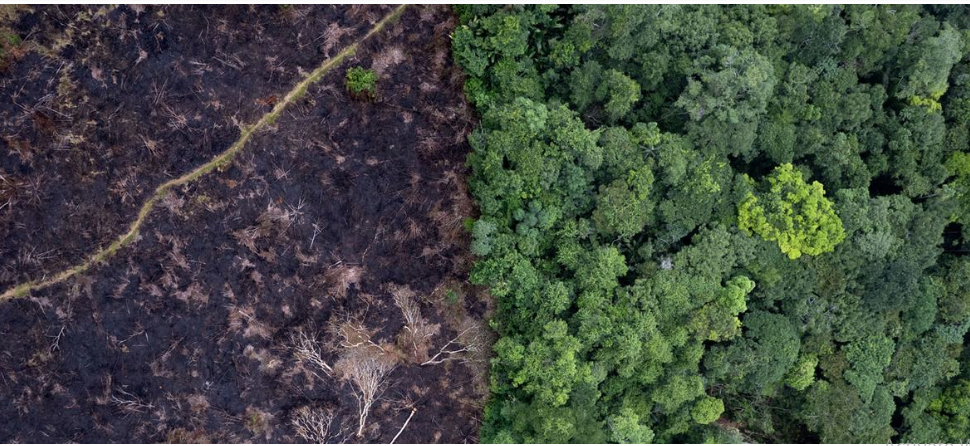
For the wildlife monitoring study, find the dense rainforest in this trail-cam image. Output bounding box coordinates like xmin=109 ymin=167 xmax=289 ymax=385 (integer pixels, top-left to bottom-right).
xmin=452 ymin=5 xmax=970 ymax=443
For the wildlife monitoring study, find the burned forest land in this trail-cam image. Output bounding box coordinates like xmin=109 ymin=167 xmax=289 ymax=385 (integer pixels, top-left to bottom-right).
xmin=0 ymin=5 xmax=490 ymax=443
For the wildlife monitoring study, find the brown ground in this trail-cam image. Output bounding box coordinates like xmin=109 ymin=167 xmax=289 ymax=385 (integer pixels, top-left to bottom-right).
xmin=0 ymin=5 xmax=490 ymax=443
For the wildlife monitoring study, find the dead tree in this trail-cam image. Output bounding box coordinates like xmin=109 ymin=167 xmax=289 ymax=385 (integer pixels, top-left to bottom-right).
xmin=421 ymin=321 xmax=486 ymax=366
xmin=334 ymin=320 xmax=384 ymax=351
xmin=110 ymin=387 xmax=155 ymax=415
xmin=391 ymin=285 xmax=439 ymax=361
xmin=336 ymin=346 xmax=397 ymax=438
xmin=289 ymin=326 xmax=333 ymax=378
xmin=291 ymin=406 xmax=335 ymax=443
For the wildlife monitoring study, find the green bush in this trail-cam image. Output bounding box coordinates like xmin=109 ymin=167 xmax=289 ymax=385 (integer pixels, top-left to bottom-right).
xmin=345 ymin=66 xmax=377 ymax=99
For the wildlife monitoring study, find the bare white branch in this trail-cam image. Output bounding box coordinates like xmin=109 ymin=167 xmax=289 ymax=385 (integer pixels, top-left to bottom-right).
xmin=390 ymin=285 xmax=439 ymax=361
xmin=390 ymin=407 xmax=417 ymax=444
xmin=290 ymin=326 xmax=333 ymax=377
xmin=421 ymin=323 xmax=485 ymax=366
xmin=110 ymin=387 xmax=154 ymax=415
xmin=291 ymin=406 xmax=335 ymax=443
xmin=336 ymin=346 xmax=397 ymax=438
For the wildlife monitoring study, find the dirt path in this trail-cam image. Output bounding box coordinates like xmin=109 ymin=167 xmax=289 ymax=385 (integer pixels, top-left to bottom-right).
xmin=0 ymin=5 xmax=408 ymax=301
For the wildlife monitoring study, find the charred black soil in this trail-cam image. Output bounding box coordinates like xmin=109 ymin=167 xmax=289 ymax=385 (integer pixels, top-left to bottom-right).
xmin=0 ymin=5 xmax=488 ymax=443
xmin=0 ymin=4 xmax=393 ymax=289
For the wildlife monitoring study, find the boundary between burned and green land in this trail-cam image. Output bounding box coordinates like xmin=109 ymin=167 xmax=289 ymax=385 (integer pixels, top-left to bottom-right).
xmin=0 ymin=5 xmax=408 ymax=301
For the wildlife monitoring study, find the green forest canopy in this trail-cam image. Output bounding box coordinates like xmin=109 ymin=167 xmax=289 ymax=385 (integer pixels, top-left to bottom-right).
xmin=451 ymin=5 xmax=970 ymax=443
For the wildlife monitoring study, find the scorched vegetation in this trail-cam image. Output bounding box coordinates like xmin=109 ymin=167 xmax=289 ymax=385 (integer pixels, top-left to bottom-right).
xmin=0 ymin=5 xmax=487 ymax=443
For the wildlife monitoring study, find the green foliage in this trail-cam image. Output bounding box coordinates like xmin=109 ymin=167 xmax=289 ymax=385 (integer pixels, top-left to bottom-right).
xmin=946 ymin=151 xmax=970 ymax=224
xmin=739 ymin=164 xmax=846 ymax=259
xmin=470 ymin=219 xmax=497 ymax=256
xmin=786 ymin=354 xmax=819 ymax=391
xmin=608 ymin=408 xmax=655 ymax=443
xmin=691 ymin=397 xmax=725 ymax=424
xmin=599 ymin=69 xmax=642 ymax=123
xmin=592 ymin=175 xmax=653 ymax=239
xmin=495 ymin=320 xmax=591 ymax=407
xmin=844 ymin=334 xmax=895 ymax=402
xmin=345 ymin=66 xmax=377 ymax=98
xmin=454 ymin=4 xmax=970 ymax=444
xmin=926 ymin=377 xmax=970 ymax=442
xmin=692 ymin=275 xmax=754 ymax=341
xmin=895 ymin=24 xmax=963 ymax=101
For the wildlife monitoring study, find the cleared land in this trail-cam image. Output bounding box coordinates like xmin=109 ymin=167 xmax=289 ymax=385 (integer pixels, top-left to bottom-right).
xmin=0 ymin=5 xmax=488 ymax=442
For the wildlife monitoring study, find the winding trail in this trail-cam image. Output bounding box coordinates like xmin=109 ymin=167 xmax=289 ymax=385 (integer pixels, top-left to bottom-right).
xmin=0 ymin=5 xmax=408 ymax=301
